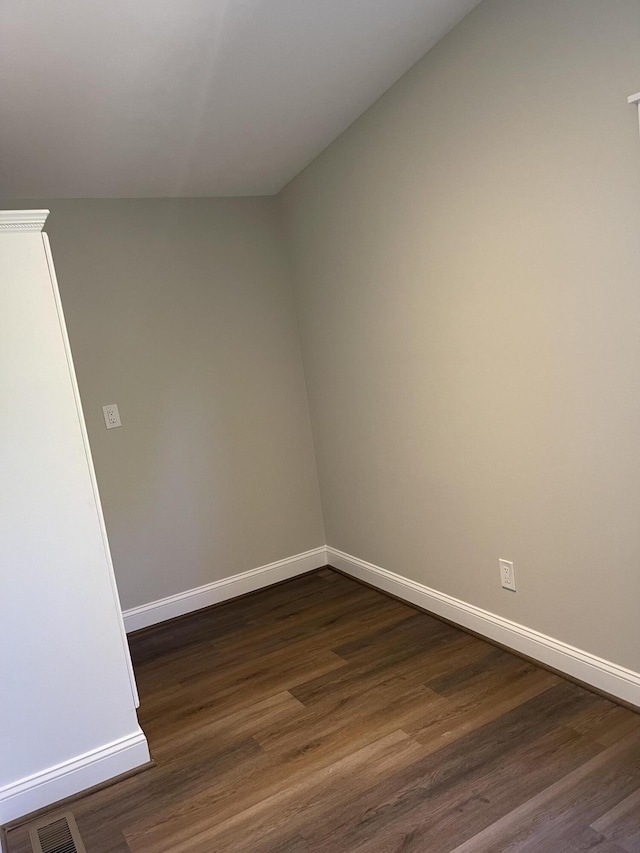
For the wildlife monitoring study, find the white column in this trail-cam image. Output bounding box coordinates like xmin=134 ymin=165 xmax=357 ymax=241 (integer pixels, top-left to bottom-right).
xmin=0 ymin=211 xmax=149 ymax=824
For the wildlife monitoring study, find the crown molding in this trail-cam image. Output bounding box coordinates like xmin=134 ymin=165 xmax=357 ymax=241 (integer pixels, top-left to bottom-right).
xmin=0 ymin=210 xmax=50 ymax=232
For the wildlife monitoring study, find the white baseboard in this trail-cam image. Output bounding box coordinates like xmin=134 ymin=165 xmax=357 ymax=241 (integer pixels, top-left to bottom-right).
xmin=0 ymin=729 xmax=149 ymax=825
xmin=121 ymin=542 xmax=640 ymax=703
xmin=123 ymin=547 xmax=329 ymax=633
xmin=327 ymin=546 xmax=640 ymax=708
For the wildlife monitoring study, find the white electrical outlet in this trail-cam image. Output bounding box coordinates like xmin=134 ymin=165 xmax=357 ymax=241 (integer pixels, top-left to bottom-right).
xmin=499 ymin=559 xmax=516 ymax=591
xmin=102 ymin=404 xmax=122 ymax=429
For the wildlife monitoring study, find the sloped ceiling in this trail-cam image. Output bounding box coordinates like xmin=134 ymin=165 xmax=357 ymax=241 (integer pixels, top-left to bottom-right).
xmin=0 ymin=0 xmax=482 ymax=197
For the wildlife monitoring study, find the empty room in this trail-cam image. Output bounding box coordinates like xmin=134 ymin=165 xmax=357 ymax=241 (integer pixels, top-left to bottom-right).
xmin=2 ymin=0 xmax=640 ymax=850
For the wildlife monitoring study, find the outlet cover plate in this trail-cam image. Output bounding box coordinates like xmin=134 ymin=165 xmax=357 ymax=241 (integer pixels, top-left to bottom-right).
xmin=499 ymin=559 xmax=516 ymax=591
xmin=102 ymin=404 xmax=122 ymax=429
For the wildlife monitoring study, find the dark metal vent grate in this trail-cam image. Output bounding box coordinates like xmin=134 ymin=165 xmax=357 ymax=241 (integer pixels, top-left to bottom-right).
xmin=28 ymin=812 xmax=86 ymax=853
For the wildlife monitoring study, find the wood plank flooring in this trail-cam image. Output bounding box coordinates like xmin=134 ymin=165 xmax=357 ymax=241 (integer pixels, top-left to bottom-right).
xmin=5 ymin=568 xmax=640 ymax=852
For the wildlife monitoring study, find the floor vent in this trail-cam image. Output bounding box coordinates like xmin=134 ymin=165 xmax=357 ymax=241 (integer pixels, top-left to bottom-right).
xmin=28 ymin=812 xmax=87 ymax=853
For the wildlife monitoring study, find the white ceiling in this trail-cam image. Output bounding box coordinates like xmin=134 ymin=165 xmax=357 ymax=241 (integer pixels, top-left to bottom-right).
xmin=0 ymin=0 xmax=481 ymax=198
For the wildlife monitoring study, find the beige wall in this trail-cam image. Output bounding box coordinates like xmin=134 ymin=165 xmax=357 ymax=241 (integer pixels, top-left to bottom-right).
xmin=282 ymin=0 xmax=640 ymax=670
xmin=5 ymin=198 xmax=324 ymax=609
xmin=4 ymin=0 xmax=639 ymax=672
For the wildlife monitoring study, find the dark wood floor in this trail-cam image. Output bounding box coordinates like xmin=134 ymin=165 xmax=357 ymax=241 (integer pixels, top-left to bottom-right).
xmin=6 ymin=568 xmax=640 ymax=852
